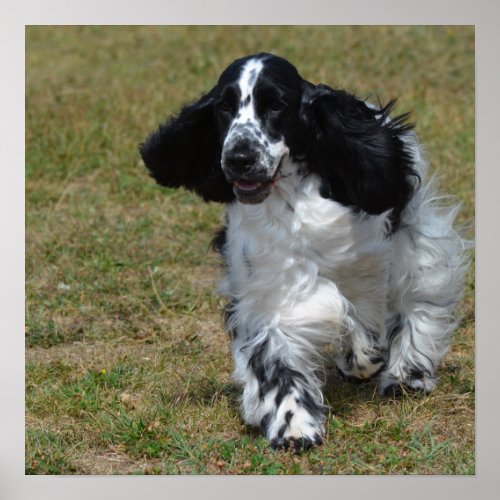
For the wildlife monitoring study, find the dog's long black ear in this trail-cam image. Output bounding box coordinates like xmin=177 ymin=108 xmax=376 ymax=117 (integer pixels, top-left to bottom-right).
xmin=302 ymin=84 xmax=418 ymax=222
xmin=140 ymin=89 xmax=235 ymax=203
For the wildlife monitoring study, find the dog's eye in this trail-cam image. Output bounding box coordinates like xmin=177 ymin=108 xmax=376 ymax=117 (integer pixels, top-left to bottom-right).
xmin=268 ymin=101 xmax=287 ymax=113
xmin=217 ymin=101 xmax=233 ymax=113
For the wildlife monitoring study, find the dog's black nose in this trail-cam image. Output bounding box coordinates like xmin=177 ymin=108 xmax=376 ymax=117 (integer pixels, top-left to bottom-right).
xmin=224 ymin=150 xmax=258 ymax=172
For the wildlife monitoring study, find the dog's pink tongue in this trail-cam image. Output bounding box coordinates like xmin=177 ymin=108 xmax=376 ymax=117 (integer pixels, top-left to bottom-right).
xmin=235 ymin=180 xmax=262 ymax=191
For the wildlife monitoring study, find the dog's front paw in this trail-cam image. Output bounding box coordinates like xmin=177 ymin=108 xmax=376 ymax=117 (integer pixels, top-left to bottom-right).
xmin=336 ymin=347 xmax=386 ymax=381
xmin=270 ymin=434 xmax=323 ymax=452
xmin=378 ymin=367 xmax=436 ymax=396
xmin=261 ymin=396 xmax=325 ymax=453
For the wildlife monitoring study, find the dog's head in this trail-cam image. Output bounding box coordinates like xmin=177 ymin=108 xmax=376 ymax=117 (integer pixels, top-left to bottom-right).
xmin=141 ymin=53 xmax=416 ymax=216
xmin=214 ymin=54 xmax=305 ymax=203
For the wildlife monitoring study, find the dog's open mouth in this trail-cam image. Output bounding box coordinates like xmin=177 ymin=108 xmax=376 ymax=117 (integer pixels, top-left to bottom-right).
xmin=232 ymin=154 xmax=287 ymax=204
xmin=233 ymin=179 xmax=273 ymax=204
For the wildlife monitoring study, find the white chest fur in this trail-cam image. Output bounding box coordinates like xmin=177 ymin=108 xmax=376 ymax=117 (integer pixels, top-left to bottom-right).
xmin=219 ymin=163 xmax=392 ymax=339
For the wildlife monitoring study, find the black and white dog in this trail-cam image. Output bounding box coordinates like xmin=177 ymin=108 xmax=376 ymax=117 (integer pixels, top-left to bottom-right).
xmin=140 ymin=53 xmax=467 ymax=451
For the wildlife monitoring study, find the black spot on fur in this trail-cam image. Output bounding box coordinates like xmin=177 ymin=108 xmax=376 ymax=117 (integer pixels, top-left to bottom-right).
xmin=223 ymin=300 xmax=238 ymax=339
xmin=407 ymin=362 xmax=432 ymax=381
xmin=408 ymin=368 xmax=424 ymax=380
xmin=275 ymin=384 xmax=293 ymax=407
xmin=277 ymin=422 xmax=288 ymax=439
xmin=247 ymin=343 xmax=305 ymax=401
xmin=247 ymin=339 xmax=269 ymax=396
xmin=267 ymin=363 xmax=306 ymax=402
xmin=344 ymin=349 xmax=355 ymax=370
xmin=260 ymin=412 xmax=272 ymax=435
xmin=210 ymin=226 xmax=227 ymax=254
xmin=297 ymin=390 xmax=324 ymax=422
xmin=387 ymin=313 xmax=405 ymax=344
xmin=369 ymin=355 xmax=385 ymax=365
xmin=246 ymin=346 xmax=325 ymax=432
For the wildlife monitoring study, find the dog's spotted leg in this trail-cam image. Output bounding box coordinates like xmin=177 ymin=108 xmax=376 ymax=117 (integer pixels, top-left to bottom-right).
xmin=335 ymin=319 xmax=386 ymax=382
xmin=262 ymin=386 xmax=325 ymax=451
xmin=233 ymin=336 xmax=325 ymax=451
xmin=378 ymin=314 xmax=439 ymax=395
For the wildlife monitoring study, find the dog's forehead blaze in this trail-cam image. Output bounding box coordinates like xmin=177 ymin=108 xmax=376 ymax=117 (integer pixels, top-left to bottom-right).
xmin=237 ymin=58 xmax=265 ymax=101
xmin=228 ymin=58 xmax=265 ymax=127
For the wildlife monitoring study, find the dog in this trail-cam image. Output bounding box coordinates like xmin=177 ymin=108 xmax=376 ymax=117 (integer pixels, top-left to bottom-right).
xmin=140 ymin=53 xmax=468 ymax=451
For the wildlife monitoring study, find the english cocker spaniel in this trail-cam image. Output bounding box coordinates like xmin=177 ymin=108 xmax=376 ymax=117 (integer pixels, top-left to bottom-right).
xmin=140 ymin=53 xmax=468 ymax=451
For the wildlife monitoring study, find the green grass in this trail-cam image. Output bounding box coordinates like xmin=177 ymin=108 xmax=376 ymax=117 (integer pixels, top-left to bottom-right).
xmin=25 ymin=26 xmax=474 ymax=475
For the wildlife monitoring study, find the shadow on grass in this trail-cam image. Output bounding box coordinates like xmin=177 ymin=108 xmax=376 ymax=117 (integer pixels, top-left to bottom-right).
xmin=173 ymin=379 xmax=241 ymax=408
xmin=180 ymin=362 xmax=403 ymax=421
xmin=324 ymin=369 xmax=382 ymax=418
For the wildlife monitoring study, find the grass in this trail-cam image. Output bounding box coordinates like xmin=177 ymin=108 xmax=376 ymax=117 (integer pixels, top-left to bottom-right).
xmin=25 ymin=26 xmax=475 ymax=475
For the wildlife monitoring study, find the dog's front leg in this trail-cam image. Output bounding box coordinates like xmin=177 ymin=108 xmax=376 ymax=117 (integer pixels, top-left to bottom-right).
xmin=231 ymin=330 xmax=326 ymax=451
